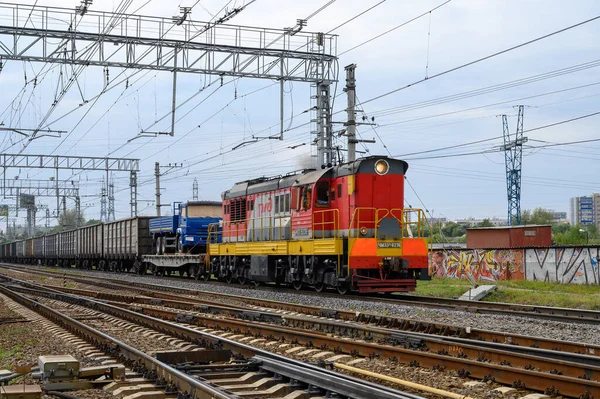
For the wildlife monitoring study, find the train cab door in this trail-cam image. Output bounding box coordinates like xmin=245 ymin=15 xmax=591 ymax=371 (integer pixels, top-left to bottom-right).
xmin=313 ymin=180 xmax=333 ymax=238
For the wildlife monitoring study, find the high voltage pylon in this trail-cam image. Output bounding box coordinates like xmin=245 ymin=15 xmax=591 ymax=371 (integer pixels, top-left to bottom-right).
xmin=501 ymin=105 xmax=527 ymax=226
xmin=100 ymin=176 xmax=107 ymax=222
xmin=108 ymin=178 xmax=115 ymax=222
xmin=193 ymin=178 xmax=199 ymax=201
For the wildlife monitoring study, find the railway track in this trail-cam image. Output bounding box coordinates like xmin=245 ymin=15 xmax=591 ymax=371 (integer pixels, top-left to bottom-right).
xmin=0 ymin=277 xmax=423 ymax=399
xmin=2 ymin=269 xmax=600 ymax=398
xmin=3 ymin=263 xmax=600 ymax=355
xmin=4 ymin=262 xmax=600 ymax=324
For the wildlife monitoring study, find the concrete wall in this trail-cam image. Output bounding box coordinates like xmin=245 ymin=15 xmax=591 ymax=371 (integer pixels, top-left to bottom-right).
xmin=431 ymin=247 xmax=600 ymax=284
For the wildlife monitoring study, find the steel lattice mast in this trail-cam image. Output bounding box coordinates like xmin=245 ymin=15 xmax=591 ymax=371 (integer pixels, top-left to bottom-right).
xmin=502 ymin=105 xmax=527 ymax=226
xmin=0 ymin=3 xmax=338 ymax=167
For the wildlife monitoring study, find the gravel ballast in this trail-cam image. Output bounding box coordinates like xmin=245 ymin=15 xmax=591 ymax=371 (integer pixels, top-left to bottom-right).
xmin=4 ymin=266 xmax=600 ymax=346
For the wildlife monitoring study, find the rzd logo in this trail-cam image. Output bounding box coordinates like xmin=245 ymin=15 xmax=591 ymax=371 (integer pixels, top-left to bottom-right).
xmin=257 ymin=197 xmax=273 ymax=216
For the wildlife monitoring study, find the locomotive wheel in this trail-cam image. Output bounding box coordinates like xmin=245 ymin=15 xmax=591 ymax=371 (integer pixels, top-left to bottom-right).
xmin=225 ymin=273 xmax=233 ymax=284
xmin=238 ymin=276 xmax=247 ymax=285
xmin=202 ymin=271 xmax=211 ymax=281
xmin=134 ymin=261 xmax=145 ymax=275
xmin=314 ymin=282 xmax=326 ymax=293
xmin=337 ymin=283 xmax=351 ymax=295
xmin=292 ymin=280 xmax=304 ymax=291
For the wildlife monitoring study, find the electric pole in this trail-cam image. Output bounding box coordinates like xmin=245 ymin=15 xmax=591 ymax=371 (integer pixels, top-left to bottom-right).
xmin=155 ymin=163 xmax=161 ymax=216
xmin=193 ymin=178 xmax=199 ymax=201
xmin=502 ymin=105 xmax=527 ymax=226
xmin=155 ymin=162 xmax=182 ymax=216
xmin=345 ymin=64 xmax=357 ymax=163
xmin=100 ymin=176 xmax=107 ymax=222
xmin=108 ymin=179 xmax=115 ymax=222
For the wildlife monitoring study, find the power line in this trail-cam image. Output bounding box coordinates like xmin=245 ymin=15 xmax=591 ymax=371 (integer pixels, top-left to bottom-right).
xmin=339 ymin=0 xmax=451 ymax=56
xmin=397 ymin=110 xmax=600 ymax=159
xmin=359 ymin=14 xmax=600 ymax=106
xmin=370 ymin=60 xmax=600 ymax=119
xmin=326 ymin=0 xmax=386 ymax=34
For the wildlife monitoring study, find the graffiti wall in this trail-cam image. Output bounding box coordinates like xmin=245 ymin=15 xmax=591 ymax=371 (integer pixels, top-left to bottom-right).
xmin=525 ymin=247 xmax=599 ymax=284
xmin=431 ymin=249 xmax=525 ymax=282
xmin=431 ymin=247 xmax=600 ymax=284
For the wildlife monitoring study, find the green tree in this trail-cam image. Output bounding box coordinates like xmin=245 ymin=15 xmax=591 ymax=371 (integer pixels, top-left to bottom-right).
xmin=85 ymin=219 xmax=101 ymax=226
xmin=522 ymin=208 xmax=554 ymax=225
xmin=553 ymin=226 xmax=587 ymax=245
xmin=552 ymin=223 xmax=570 ymax=235
xmin=53 ymin=209 xmax=85 ymax=232
xmin=477 ymin=219 xmax=494 ymax=228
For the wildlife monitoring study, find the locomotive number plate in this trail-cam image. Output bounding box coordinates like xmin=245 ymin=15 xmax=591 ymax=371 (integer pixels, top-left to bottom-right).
xmin=377 ymin=242 xmax=401 ymax=248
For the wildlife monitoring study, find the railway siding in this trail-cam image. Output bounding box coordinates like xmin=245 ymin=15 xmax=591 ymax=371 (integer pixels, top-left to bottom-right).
xmin=0 ymin=278 xmax=425 ymax=399
xmin=2 ymin=270 xmax=600 ymax=398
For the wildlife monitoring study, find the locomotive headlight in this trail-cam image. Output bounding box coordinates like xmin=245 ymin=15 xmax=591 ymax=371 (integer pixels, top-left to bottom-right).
xmin=360 ymin=227 xmax=368 ymax=236
xmin=374 ymin=159 xmax=389 ymax=175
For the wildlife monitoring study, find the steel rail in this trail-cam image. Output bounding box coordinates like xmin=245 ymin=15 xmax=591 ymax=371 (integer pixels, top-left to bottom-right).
xmin=36 ymin=282 xmax=600 ymax=368
xmin=0 ymin=285 xmax=236 ymax=399
xmin=0 ymin=276 xmax=423 ymax=399
xmin=2 ymin=275 xmax=599 ymax=399
xmin=2 ymin=264 xmax=599 ymax=358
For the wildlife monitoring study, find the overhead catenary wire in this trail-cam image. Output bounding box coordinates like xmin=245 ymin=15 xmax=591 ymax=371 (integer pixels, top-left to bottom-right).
xmin=339 ymin=0 xmax=451 ymax=56
xmin=358 ymin=14 xmax=600 ymax=106
xmin=395 ymin=110 xmax=600 ymax=159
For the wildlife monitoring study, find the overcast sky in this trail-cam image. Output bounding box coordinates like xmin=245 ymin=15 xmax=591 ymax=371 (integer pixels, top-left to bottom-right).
xmin=0 ymin=0 xmax=599 ymax=225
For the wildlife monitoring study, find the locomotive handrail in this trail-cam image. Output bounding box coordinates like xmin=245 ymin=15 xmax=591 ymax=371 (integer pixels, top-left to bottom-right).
xmin=396 ymin=208 xmax=429 ymax=238
xmin=216 ymin=214 xmax=293 ymax=243
xmin=312 ymin=209 xmax=339 ymax=239
xmin=349 ymin=207 xmax=391 ymax=238
xmin=349 ymin=207 xmax=429 ymax=239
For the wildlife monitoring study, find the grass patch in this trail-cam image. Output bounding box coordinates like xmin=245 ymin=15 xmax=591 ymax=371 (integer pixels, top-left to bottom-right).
xmin=415 ymin=278 xmax=600 ymax=310
xmin=0 ymin=345 xmax=23 ymax=369
xmin=414 ymin=278 xmax=473 ymax=298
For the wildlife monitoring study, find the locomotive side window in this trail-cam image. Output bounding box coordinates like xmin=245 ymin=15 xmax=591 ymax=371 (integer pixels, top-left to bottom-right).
xmin=275 ymin=195 xmax=280 ymax=214
xmin=284 ymin=193 xmax=290 ymax=212
xmin=302 ymin=187 xmax=312 ymax=210
xmin=292 ymin=188 xmax=299 ymax=210
xmin=338 ymin=183 xmax=342 ymax=198
xmin=315 ymin=181 xmax=330 ymax=206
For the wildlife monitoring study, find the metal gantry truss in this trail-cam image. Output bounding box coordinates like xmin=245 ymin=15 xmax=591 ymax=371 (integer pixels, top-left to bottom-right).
xmin=0 ymin=154 xmax=139 ymax=218
xmin=1 ymin=180 xmax=79 ymax=197
xmin=502 ymin=105 xmax=527 ymax=226
xmin=0 ymin=3 xmax=339 ymax=166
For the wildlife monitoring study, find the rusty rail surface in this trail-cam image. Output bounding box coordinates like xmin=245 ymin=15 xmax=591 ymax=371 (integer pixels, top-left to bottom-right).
xmin=2 ymin=264 xmax=598 ymax=360
xmin=0 ymin=275 xmax=424 ymax=399
xmin=1 ymin=274 xmax=599 ymax=399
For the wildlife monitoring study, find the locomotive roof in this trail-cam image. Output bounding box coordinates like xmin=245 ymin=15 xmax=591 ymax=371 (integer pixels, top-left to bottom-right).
xmin=186 ymin=200 xmax=222 ymax=206
xmin=222 ymin=156 xmax=408 ymax=200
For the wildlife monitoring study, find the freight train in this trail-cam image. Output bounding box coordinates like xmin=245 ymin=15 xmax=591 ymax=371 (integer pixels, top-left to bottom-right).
xmin=0 ymin=156 xmax=430 ymax=294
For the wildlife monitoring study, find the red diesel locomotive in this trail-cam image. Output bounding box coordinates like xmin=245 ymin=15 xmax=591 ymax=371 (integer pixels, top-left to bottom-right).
xmin=208 ymin=156 xmax=430 ymax=293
